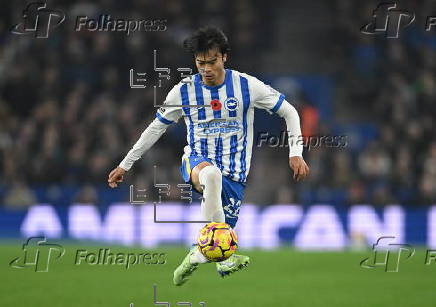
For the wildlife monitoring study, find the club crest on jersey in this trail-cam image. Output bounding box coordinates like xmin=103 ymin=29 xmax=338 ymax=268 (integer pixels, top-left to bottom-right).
xmin=224 ymin=97 xmax=239 ymax=112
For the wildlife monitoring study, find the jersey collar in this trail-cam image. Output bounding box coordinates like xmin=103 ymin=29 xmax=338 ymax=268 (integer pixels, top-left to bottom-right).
xmin=196 ymin=69 xmax=230 ymax=90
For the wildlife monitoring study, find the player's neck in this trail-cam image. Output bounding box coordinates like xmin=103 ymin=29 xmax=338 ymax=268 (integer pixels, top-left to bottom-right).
xmin=202 ymin=69 xmax=226 ymax=87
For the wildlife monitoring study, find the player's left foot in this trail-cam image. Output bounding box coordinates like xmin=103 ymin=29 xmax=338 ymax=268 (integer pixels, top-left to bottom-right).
xmin=173 ymin=247 xmax=200 ymax=286
xmin=216 ymin=254 xmax=250 ymax=278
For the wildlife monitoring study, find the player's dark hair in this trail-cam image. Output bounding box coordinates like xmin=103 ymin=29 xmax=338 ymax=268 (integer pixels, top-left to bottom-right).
xmin=183 ymin=26 xmax=230 ymax=56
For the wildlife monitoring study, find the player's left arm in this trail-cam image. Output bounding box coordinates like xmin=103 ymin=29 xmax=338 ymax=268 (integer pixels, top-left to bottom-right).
xmin=250 ymin=76 xmax=309 ymax=181
xmin=276 ymin=101 xmax=310 ymax=181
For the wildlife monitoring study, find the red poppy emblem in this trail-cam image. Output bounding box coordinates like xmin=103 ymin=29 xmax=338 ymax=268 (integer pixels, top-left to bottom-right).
xmin=210 ymin=99 xmax=222 ymax=111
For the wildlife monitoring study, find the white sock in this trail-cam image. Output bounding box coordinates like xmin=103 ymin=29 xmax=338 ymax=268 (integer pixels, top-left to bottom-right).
xmin=189 ymin=248 xmax=208 ymax=264
xmin=198 ymin=165 xmax=225 ymax=222
xmin=191 ymin=165 xmax=225 ymax=265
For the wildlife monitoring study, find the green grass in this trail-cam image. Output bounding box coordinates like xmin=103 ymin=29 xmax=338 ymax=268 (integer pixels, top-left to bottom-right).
xmin=0 ymin=241 xmax=435 ymax=307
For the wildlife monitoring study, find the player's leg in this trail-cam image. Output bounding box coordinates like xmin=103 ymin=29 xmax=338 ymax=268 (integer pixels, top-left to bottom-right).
xmin=215 ymin=176 xmax=250 ymax=277
xmin=216 ymin=254 xmax=250 ymax=277
xmin=174 ymin=157 xmax=226 ymax=286
xmin=190 ymin=161 xmax=225 ymax=222
xmin=184 ymin=161 xmax=225 ymax=264
xmin=173 ymin=245 xmax=200 ymax=286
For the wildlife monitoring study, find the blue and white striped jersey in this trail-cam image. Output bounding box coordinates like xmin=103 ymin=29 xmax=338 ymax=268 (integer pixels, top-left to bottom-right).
xmin=155 ymin=69 xmax=285 ymax=183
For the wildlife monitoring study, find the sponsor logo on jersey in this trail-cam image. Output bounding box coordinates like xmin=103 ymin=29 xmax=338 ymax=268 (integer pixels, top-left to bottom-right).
xmin=197 ymin=120 xmax=241 ymax=135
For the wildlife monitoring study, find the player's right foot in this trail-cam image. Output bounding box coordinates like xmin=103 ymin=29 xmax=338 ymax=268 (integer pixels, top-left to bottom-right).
xmin=216 ymin=254 xmax=250 ymax=278
xmin=173 ymin=247 xmax=199 ymax=286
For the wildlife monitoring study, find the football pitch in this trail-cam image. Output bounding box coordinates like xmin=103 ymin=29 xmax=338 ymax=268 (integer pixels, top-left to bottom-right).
xmin=1 ymin=242 xmax=435 ymax=307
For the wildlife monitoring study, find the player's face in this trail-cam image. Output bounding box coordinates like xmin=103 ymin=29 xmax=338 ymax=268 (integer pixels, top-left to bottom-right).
xmin=195 ymin=49 xmax=227 ymax=86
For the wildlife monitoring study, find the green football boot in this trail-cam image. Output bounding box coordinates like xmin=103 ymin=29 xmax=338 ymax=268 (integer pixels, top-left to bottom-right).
xmin=173 ymin=247 xmax=200 ymax=286
xmin=216 ymin=254 xmax=250 ymax=278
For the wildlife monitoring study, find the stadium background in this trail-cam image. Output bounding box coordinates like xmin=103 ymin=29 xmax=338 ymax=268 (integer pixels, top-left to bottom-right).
xmin=0 ymin=1 xmax=435 ymax=307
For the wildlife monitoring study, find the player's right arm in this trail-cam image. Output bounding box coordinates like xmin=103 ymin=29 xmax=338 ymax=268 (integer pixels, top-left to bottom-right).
xmin=108 ymin=84 xmax=183 ymax=188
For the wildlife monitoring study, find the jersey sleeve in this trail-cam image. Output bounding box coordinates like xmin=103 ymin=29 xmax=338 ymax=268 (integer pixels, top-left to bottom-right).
xmin=249 ymin=76 xmax=285 ymax=114
xmin=155 ymin=83 xmax=184 ymax=124
xmin=276 ymin=100 xmax=303 ymax=157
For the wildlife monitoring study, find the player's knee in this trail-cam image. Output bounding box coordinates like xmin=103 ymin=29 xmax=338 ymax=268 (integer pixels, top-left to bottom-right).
xmin=199 ymin=165 xmax=222 ymax=186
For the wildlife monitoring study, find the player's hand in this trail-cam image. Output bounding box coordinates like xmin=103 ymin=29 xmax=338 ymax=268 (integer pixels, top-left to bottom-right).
xmin=108 ymin=167 xmax=126 ymax=188
xmin=289 ymin=156 xmax=309 ymax=181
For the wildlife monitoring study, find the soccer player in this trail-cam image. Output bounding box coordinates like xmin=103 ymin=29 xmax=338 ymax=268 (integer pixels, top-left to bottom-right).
xmin=108 ymin=26 xmax=309 ymax=285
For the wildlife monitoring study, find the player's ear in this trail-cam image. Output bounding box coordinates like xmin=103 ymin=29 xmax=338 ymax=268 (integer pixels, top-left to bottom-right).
xmin=222 ymin=53 xmax=227 ymax=63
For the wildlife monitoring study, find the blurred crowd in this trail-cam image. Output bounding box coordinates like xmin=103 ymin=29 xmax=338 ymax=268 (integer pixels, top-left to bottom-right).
xmin=0 ymin=0 xmax=434 ymax=207
xmin=300 ymin=0 xmax=436 ymax=206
